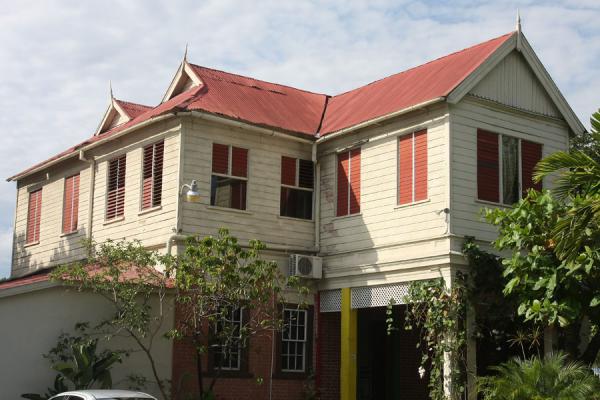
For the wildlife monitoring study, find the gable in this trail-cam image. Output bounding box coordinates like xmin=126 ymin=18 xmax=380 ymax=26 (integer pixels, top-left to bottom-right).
xmin=469 ymin=50 xmax=560 ymax=118
xmin=162 ymin=62 xmax=203 ymax=102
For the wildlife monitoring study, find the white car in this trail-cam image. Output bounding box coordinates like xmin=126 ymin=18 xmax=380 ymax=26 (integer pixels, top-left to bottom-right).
xmin=48 ymin=390 xmax=157 ymax=400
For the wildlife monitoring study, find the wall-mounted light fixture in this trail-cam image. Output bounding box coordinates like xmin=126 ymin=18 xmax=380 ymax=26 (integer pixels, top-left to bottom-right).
xmin=180 ymin=180 xmax=200 ymax=203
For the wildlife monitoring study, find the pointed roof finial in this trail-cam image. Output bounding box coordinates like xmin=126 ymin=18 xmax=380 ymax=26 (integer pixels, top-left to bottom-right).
xmin=516 ymin=9 xmax=521 ymax=33
xmin=183 ymin=43 xmax=188 ymax=63
xmin=109 ymin=80 xmax=114 ymax=101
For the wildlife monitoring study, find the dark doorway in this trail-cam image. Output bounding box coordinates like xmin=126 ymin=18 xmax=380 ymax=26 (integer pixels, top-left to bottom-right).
xmin=357 ymin=305 xmax=428 ymax=400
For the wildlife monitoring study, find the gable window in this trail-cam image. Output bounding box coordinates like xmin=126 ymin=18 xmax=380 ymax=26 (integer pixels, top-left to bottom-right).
xmin=336 ymin=148 xmax=361 ymax=216
xmin=280 ymin=156 xmax=314 ymax=220
xmin=106 ymin=155 xmax=126 ymax=220
xmin=141 ymin=141 xmax=164 ymax=210
xmin=26 ymin=188 xmax=42 ymax=244
xmin=477 ymin=129 xmax=543 ymax=204
xmin=62 ymin=174 xmax=80 ymax=234
xmin=281 ymin=308 xmax=308 ymax=372
xmin=210 ymin=143 xmax=248 ymax=210
xmin=398 ymin=130 xmax=428 ymax=205
xmin=213 ymin=307 xmax=244 ymax=371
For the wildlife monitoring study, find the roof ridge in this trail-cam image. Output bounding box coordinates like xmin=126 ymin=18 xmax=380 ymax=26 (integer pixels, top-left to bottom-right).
xmin=188 ymin=63 xmax=329 ymax=97
xmin=114 ymin=98 xmax=152 ymax=109
xmin=329 ymin=31 xmax=515 ymax=99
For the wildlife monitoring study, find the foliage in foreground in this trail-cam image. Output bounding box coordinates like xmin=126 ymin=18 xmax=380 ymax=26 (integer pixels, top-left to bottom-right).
xmin=478 ymin=353 xmax=600 ymax=400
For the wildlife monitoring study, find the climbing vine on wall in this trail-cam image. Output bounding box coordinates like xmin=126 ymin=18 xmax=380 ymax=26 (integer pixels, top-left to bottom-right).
xmin=404 ymin=276 xmax=467 ymax=400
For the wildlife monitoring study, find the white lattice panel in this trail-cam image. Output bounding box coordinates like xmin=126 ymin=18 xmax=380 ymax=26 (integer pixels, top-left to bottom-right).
xmin=319 ymin=289 xmax=342 ymax=313
xmin=351 ymin=283 xmax=410 ymax=309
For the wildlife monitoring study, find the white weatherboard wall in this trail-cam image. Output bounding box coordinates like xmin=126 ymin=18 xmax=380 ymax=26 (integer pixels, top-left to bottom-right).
xmin=318 ymin=104 xmax=453 ymax=290
xmin=0 ymin=286 xmax=174 ymax=399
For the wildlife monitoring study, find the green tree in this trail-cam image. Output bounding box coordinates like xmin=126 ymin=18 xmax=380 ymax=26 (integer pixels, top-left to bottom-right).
xmin=484 ymin=190 xmax=600 ymax=363
xmin=569 ymin=108 xmax=600 ymax=160
xmin=166 ymin=228 xmax=308 ymax=400
xmin=53 ymin=240 xmax=171 ymax=399
xmin=478 ymin=353 xmax=600 ymax=400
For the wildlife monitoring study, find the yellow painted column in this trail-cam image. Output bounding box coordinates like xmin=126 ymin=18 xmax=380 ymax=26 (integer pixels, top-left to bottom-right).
xmin=340 ymin=287 xmax=357 ymax=400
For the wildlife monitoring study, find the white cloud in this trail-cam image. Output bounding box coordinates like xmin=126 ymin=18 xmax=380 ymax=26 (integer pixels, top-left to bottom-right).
xmin=0 ymin=0 xmax=598 ymax=277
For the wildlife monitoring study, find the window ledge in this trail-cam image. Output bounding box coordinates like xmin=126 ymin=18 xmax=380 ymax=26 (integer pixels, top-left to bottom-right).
xmin=138 ymin=205 xmax=162 ymax=216
xmin=332 ymin=212 xmax=362 ymax=221
xmin=206 ymin=205 xmax=253 ymax=215
xmin=277 ymin=215 xmax=314 ymax=223
xmin=103 ymin=216 xmax=125 ymax=226
xmin=24 ymin=241 xmax=40 ymax=248
xmin=60 ymin=230 xmax=80 ymax=238
xmin=394 ymin=198 xmax=431 ymax=209
xmin=272 ymin=371 xmax=310 ymax=380
xmin=474 ymin=199 xmax=511 ymax=208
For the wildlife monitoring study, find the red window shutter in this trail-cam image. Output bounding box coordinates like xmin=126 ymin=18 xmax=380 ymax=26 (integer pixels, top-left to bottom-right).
xmin=107 ymin=155 xmax=126 ymax=219
xmin=337 ymin=152 xmax=349 ymax=217
xmin=152 ymin=141 xmax=164 ymax=207
xmin=521 ymin=140 xmax=543 ymax=195
xmin=63 ymin=174 xmax=80 ymax=233
xmin=349 ymin=148 xmax=361 ymax=214
xmin=281 ymin=156 xmax=297 ymax=186
xmin=212 ymin=143 xmax=229 ymax=174
xmin=398 ymin=134 xmax=414 ymax=205
xmin=231 ymin=147 xmax=248 ymax=178
xmin=27 ymin=189 xmax=42 ymax=243
xmin=414 ymin=130 xmax=428 ymax=201
xmin=142 ymin=141 xmax=164 ymax=209
xmin=477 ymin=129 xmax=500 ymax=202
xmin=142 ymin=145 xmax=154 ymax=209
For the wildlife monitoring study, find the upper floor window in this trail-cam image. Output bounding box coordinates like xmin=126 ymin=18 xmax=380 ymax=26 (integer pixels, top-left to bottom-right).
xmin=62 ymin=174 xmax=80 ymax=234
xmin=26 ymin=188 xmax=42 ymax=244
xmin=106 ymin=155 xmax=126 ymax=220
xmin=281 ymin=308 xmax=308 ymax=372
xmin=213 ymin=307 xmax=244 ymax=371
xmin=210 ymin=143 xmax=248 ymax=210
xmin=398 ymin=130 xmax=428 ymax=205
xmin=141 ymin=141 xmax=164 ymax=210
xmin=477 ymin=129 xmax=543 ymax=204
xmin=280 ymin=156 xmax=314 ymax=220
xmin=336 ymin=148 xmax=361 ymax=217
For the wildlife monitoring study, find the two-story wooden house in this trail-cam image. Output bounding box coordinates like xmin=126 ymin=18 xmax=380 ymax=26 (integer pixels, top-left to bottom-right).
xmin=0 ymin=26 xmax=585 ymax=400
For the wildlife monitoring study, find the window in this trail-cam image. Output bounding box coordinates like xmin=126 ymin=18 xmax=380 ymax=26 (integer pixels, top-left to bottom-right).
xmin=62 ymin=174 xmax=80 ymax=233
xmin=281 ymin=308 xmax=308 ymax=372
xmin=26 ymin=189 xmax=42 ymax=244
xmin=477 ymin=129 xmax=543 ymax=204
xmin=280 ymin=156 xmax=314 ymax=220
xmin=141 ymin=141 xmax=164 ymax=210
xmin=336 ymin=148 xmax=361 ymax=216
xmin=398 ymin=130 xmax=428 ymax=205
xmin=106 ymin=155 xmax=126 ymax=220
xmin=210 ymin=143 xmax=248 ymax=210
xmin=213 ymin=307 xmax=244 ymax=371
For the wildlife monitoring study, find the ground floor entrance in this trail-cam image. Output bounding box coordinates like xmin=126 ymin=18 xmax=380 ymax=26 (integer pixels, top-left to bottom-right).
xmin=357 ymin=305 xmax=428 ymax=400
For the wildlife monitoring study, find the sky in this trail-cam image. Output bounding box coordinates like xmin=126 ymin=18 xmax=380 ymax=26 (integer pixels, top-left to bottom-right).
xmin=0 ymin=0 xmax=599 ymax=278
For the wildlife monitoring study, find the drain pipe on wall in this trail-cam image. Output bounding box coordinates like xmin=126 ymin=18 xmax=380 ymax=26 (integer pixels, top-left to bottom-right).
xmin=79 ymin=150 xmax=96 ymax=241
xmin=312 ymin=142 xmax=320 ymax=253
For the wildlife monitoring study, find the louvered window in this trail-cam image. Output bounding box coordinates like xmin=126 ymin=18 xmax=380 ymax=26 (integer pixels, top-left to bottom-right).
xmin=477 ymin=129 xmax=543 ymax=204
xmin=106 ymin=155 xmax=126 ymax=220
xmin=398 ymin=130 xmax=428 ymax=204
xmin=62 ymin=174 xmax=80 ymax=233
xmin=141 ymin=141 xmax=164 ymax=210
xmin=336 ymin=148 xmax=361 ymax=216
xmin=210 ymin=143 xmax=248 ymax=210
xmin=26 ymin=189 xmax=42 ymax=244
xmin=280 ymin=156 xmax=314 ymax=220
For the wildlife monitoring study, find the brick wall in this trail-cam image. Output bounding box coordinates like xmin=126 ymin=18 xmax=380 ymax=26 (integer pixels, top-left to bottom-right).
xmin=171 ymin=303 xmax=316 ymax=400
xmin=318 ymin=312 xmax=340 ymax=400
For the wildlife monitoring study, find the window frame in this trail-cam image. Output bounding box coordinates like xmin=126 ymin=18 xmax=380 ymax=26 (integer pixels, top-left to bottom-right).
xmin=210 ymin=144 xmax=249 ymax=211
xmin=62 ymin=173 xmax=80 ymax=234
xmin=206 ymin=307 xmax=252 ymax=378
xmin=280 ymin=156 xmax=314 ymax=220
xmin=140 ymin=140 xmax=164 ymax=211
xmin=335 ymin=147 xmax=361 ymax=217
xmin=397 ymin=130 xmax=428 ymax=205
xmin=274 ymin=305 xmax=313 ymax=379
xmin=105 ymin=154 xmax=127 ymax=221
xmin=26 ymin=188 xmax=42 ymax=244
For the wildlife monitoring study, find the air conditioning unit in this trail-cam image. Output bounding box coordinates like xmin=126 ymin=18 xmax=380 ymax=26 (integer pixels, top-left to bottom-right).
xmin=289 ymin=254 xmax=323 ymax=279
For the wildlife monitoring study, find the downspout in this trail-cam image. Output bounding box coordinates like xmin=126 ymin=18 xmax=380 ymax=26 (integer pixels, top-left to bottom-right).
xmin=166 ymin=117 xmax=188 ymax=255
xmin=9 ymin=183 xmax=20 ymax=278
xmin=79 ymin=150 xmax=95 ymax=241
xmin=312 ymin=142 xmax=320 ymax=253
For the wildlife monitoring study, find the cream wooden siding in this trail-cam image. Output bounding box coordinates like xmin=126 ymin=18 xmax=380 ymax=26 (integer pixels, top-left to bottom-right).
xmin=179 ymin=118 xmax=315 ymax=250
xmin=318 ymin=105 xmax=452 ymax=289
xmin=11 ymin=120 xmax=181 ymax=277
xmin=12 ymin=161 xmax=90 ymax=277
xmin=470 ymin=50 xmax=560 ymax=118
xmin=91 ymin=122 xmax=180 ymax=246
xmin=449 ymin=97 xmax=569 ymax=243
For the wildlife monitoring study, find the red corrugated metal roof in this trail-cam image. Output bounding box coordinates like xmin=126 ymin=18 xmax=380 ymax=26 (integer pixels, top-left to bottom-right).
xmin=115 ymin=99 xmax=152 ymax=119
xmin=187 ymin=65 xmax=328 ymax=135
xmin=9 ymin=32 xmax=515 ymax=180
xmin=319 ymin=32 xmax=513 ymax=134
